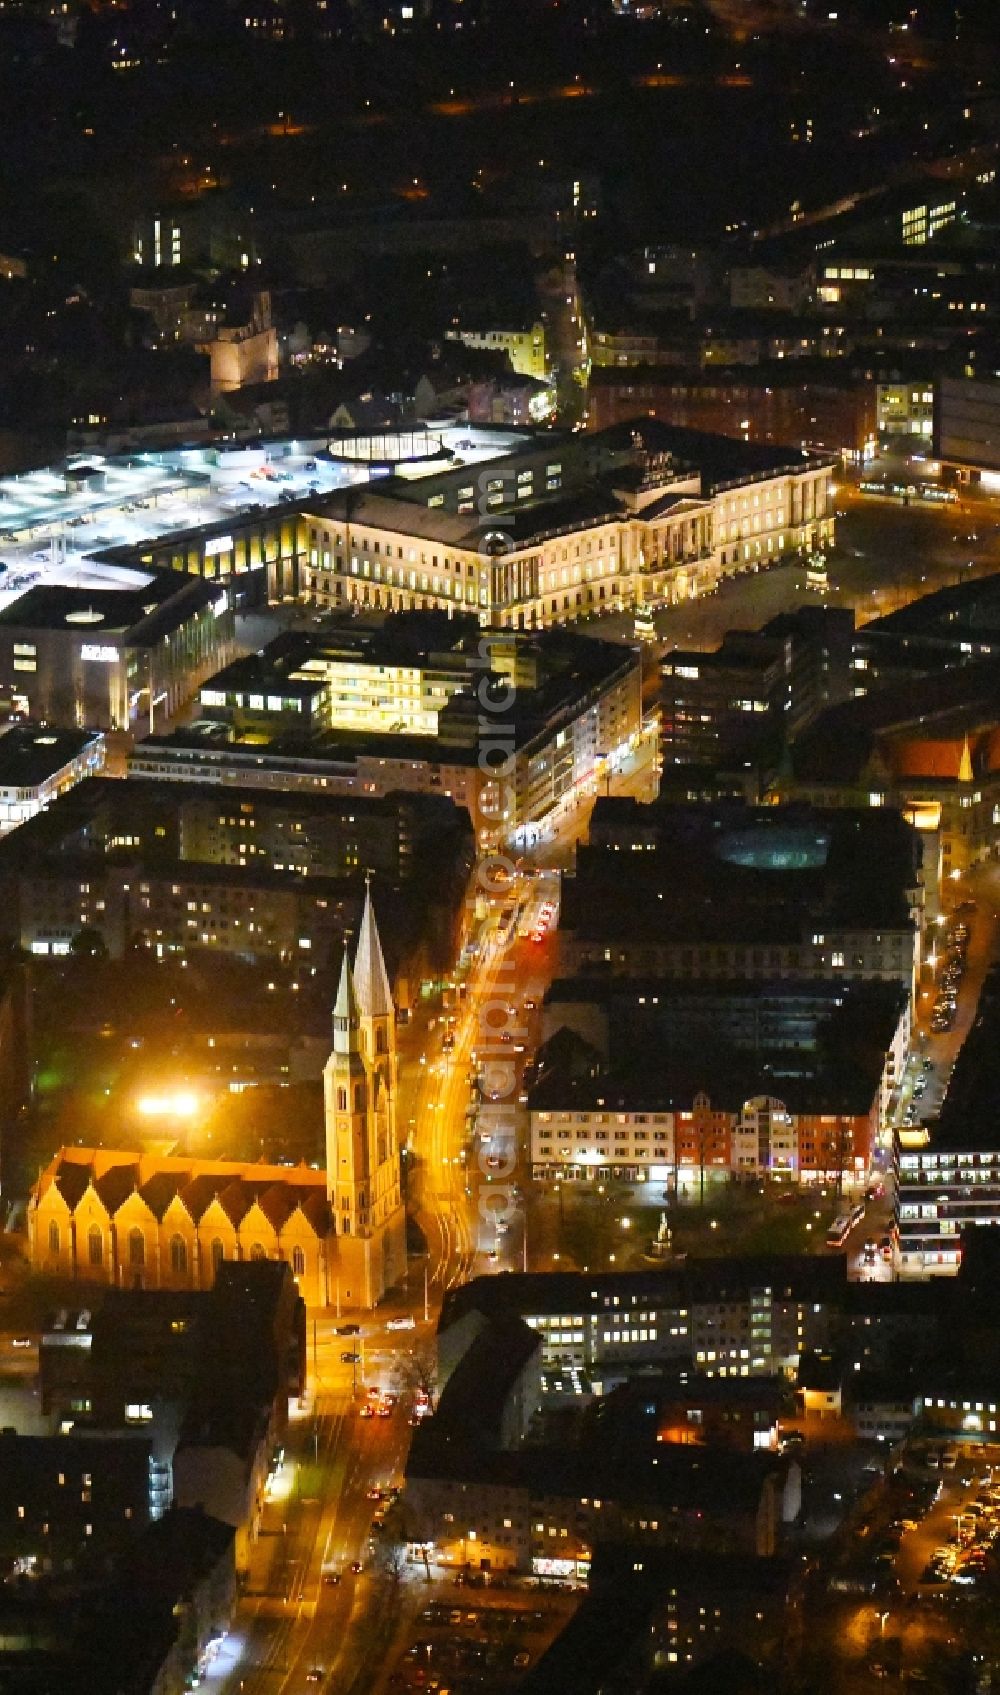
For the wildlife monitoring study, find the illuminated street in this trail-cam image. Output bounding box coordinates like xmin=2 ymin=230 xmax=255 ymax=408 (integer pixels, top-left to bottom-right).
xmin=7 ymin=0 xmax=1000 ymax=1686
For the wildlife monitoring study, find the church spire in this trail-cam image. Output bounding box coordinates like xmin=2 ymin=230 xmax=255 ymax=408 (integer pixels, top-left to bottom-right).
xmin=333 ymin=947 xmax=360 ymax=1056
xmin=353 ymin=876 xmax=393 ymax=1019
xmin=959 ymin=733 xmax=974 ymax=785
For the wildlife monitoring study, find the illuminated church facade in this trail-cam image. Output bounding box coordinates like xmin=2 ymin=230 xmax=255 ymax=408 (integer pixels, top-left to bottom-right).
xmin=27 ymin=887 xmax=407 ymax=1310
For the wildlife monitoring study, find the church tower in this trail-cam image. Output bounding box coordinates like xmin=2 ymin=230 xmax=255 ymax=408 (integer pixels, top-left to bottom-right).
xmin=323 ymin=883 xmax=407 ymax=1309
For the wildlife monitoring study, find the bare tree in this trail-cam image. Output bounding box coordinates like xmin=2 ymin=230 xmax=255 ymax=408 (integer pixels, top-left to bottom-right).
xmin=391 ymin=1341 xmax=438 ymax=1410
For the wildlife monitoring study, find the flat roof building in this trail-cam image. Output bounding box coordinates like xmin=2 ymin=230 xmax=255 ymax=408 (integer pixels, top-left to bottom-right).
xmin=0 ymin=726 xmax=105 ymax=835
xmin=0 ymin=569 xmax=234 ymax=732
xmin=0 ymin=424 xmax=834 ymax=632
xmin=560 ymin=798 xmax=924 ymax=994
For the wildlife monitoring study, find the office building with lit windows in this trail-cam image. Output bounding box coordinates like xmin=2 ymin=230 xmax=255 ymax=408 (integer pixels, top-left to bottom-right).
xmin=130 ymin=616 xmax=643 ymax=849
xmin=0 ymin=572 xmax=234 ymax=733
xmin=936 ymin=376 xmax=1000 ymax=486
xmin=0 ymin=726 xmax=106 ymax=835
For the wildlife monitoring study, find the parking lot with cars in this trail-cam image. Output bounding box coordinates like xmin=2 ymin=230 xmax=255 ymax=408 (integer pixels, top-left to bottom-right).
xmin=384 ymin=1594 xmax=576 ymax=1693
xmin=897 ymin=1444 xmax=1000 ymax=1600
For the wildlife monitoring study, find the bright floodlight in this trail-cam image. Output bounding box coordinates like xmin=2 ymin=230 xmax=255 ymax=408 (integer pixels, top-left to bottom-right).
xmin=137 ymin=1090 xmax=199 ymax=1119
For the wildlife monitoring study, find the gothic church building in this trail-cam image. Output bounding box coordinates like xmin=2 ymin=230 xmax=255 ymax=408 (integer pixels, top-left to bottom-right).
xmin=27 ymin=888 xmax=407 ymax=1310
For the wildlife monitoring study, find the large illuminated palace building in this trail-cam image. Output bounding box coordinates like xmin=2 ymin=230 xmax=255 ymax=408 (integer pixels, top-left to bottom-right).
xmin=27 ymin=888 xmax=406 ymax=1309
xmin=0 ymin=421 xmax=833 ymax=725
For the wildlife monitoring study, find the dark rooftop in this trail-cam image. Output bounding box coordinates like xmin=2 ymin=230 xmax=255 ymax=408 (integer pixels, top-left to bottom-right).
xmin=0 ymin=568 xmax=219 ymax=644
xmin=518 ymin=1585 xmax=658 ymax=1695
xmin=432 ymin=1315 xmax=541 ymax=1445
xmin=594 ymin=418 xmax=836 ymax=491
xmin=789 ymin=655 xmax=1000 ymax=788
xmin=0 ymin=726 xmax=101 ymax=789
xmin=562 ymin=800 xmax=921 ymax=944
xmin=530 ymin=976 xmax=909 ymax=1117
xmin=438 ymin=1255 xmax=847 ymax=1332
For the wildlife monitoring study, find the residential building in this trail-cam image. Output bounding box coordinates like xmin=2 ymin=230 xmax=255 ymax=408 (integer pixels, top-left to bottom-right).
xmin=444 ymin=319 xmax=548 ymax=378
xmin=406 ymin=1315 xmax=802 ymax=1576
xmin=877 ymin=379 xmax=936 ymax=443
xmin=113 ymin=1510 xmax=237 ymax=1690
xmin=729 ymin=267 xmax=813 ymax=313
xmin=436 ymin=1256 xmax=846 ymax=1387
xmin=0 ymin=1430 xmax=154 ymax=1571
xmin=771 ymin=654 xmax=1000 ymax=884
xmin=467 ymin=374 xmax=557 ymax=427
xmin=527 ymin=977 xmax=908 ymax=1190
xmin=0 ymin=778 xmax=474 ymax=985
xmin=646 ymin=1374 xmax=786 ymax=1453
xmin=588 ymin=365 xmax=878 ymax=463
xmin=523 ymin=1546 xmax=800 ymax=1690
xmin=39 ymin=1263 xmax=304 ymax=1429
xmin=128 ymin=272 xmax=199 ymax=344
xmin=37 ymin=1261 xmax=304 ymax=1572
xmin=847 ymin=1373 xmax=920 ymax=1444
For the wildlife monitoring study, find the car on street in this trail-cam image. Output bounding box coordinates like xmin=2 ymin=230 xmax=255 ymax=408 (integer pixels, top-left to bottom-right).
xmin=341 ymin=1350 xmax=361 ymax=1364
xmin=336 ymin=1323 xmax=361 ymax=1335
xmin=386 ymin=1315 xmax=416 ymax=1331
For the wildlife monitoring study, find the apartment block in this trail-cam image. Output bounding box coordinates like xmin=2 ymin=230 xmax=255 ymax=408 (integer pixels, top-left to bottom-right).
xmin=527 ymin=977 xmax=908 ymax=1190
